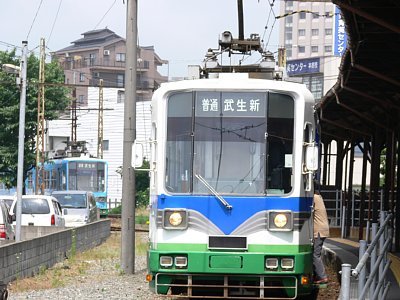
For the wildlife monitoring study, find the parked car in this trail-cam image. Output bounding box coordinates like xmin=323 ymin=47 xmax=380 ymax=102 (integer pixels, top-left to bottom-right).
xmin=10 ymin=195 xmax=65 ymax=227
xmin=51 ymin=191 xmax=98 ymax=227
xmin=0 ymin=199 xmax=15 ymax=240
xmin=0 ymin=195 xmax=15 ymax=209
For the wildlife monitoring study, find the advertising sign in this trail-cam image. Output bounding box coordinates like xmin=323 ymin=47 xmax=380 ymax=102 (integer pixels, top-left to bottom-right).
xmin=334 ymin=5 xmax=348 ymax=56
xmin=286 ymin=57 xmax=320 ymax=76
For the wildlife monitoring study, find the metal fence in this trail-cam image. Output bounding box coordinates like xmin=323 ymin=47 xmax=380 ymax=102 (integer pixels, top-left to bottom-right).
xmin=339 ymin=211 xmax=393 ymax=300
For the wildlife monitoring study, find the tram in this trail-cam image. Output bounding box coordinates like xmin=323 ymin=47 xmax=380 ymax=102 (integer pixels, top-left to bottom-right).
xmin=144 ymin=72 xmax=319 ymax=298
xmin=26 ymin=156 xmax=108 ymax=215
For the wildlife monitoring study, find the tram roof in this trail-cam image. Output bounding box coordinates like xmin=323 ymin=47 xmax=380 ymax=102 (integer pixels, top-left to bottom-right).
xmin=158 ymin=74 xmax=314 ymax=100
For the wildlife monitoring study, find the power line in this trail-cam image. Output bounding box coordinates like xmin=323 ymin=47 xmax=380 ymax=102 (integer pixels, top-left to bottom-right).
xmin=26 ymin=0 xmax=44 ymax=40
xmin=94 ymin=0 xmax=117 ymax=30
xmin=47 ymin=0 xmax=63 ymax=47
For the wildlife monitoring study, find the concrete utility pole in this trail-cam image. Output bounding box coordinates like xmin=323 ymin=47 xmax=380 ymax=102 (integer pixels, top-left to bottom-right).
xmin=121 ymin=0 xmax=137 ymax=274
xmin=97 ymin=79 xmax=104 ymax=159
xmin=36 ymin=38 xmax=46 ymax=195
xmin=15 ymin=41 xmax=28 ymax=241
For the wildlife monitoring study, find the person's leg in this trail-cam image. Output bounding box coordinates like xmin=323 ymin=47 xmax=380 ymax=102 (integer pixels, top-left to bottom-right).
xmin=313 ymin=234 xmax=327 ymax=282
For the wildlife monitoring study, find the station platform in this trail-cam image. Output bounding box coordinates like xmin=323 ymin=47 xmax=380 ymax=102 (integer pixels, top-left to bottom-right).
xmin=324 ymin=238 xmax=400 ymax=300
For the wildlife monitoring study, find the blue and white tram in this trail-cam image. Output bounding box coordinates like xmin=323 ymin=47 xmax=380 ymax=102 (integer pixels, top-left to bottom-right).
xmin=146 ymin=73 xmax=318 ymax=299
xmin=26 ymin=157 xmax=108 ymax=215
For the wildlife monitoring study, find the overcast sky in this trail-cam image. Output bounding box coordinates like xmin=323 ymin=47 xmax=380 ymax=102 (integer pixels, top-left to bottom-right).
xmin=0 ymin=0 xmax=280 ymax=78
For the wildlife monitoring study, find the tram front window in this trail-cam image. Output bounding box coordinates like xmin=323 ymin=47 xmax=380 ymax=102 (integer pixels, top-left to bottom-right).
xmin=165 ymin=91 xmax=294 ymax=195
xmin=68 ymin=162 xmax=106 ymax=192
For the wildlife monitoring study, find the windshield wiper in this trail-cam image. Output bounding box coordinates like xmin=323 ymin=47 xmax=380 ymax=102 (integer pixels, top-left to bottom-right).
xmin=195 ymin=174 xmax=232 ymax=210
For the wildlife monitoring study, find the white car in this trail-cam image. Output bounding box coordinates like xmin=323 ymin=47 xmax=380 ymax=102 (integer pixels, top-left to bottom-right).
xmin=10 ymin=195 xmax=65 ymax=227
xmin=0 ymin=195 xmax=15 ymax=210
xmin=0 ymin=199 xmax=15 ymax=240
xmin=51 ymin=191 xmax=98 ymax=227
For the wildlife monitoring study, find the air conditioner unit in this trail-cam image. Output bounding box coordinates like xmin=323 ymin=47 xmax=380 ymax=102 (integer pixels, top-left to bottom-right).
xmin=104 ymin=50 xmax=110 ymax=56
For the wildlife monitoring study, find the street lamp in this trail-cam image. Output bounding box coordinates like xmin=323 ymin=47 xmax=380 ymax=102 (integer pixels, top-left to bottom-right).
xmin=1 ymin=41 xmax=28 ymax=241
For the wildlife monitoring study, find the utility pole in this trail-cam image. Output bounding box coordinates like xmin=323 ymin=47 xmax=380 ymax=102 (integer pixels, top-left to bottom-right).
xmin=15 ymin=41 xmax=28 ymax=241
xmin=97 ymin=79 xmax=104 ymax=159
xmin=121 ymin=0 xmax=137 ymax=274
xmin=278 ymin=47 xmax=287 ymax=68
xmin=36 ymin=38 xmax=46 ymax=195
xmin=71 ymin=88 xmax=77 ymax=143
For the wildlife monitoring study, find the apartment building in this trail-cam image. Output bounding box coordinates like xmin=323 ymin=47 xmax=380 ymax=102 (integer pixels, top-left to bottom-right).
xmin=48 ymin=28 xmax=168 ymax=202
xmin=52 ymin=28 xmax=167 ymax=105
xmin=279 ymin=0 xmax=344 ymax=100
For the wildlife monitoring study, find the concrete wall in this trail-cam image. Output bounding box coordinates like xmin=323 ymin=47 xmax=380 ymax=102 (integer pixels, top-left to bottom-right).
xmin=0 ymin=219 xmax=110 ymax=284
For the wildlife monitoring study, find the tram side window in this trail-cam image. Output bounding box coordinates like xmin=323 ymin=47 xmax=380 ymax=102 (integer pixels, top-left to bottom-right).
xmin=266 ymin=93 xmax=294 ymax=194
xmin=51 ymin=169 xmax=57 ymax=189
xmin=68 ymin=162 xmax=77 ymax=190
xmin=166 ymin=92 xmax=193 ymax=193
xmin=62 ymin=170 xmax=67 ymax=190
xmin=97 ymin=163 xmax=105 ymax=191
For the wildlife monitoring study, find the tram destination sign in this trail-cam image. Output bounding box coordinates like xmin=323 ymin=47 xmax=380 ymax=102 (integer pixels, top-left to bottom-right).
xmin=196 ymin=92 xmax=266 ymax=117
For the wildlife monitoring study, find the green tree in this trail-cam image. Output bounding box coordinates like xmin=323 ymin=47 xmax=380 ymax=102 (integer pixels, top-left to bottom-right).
xmin=0 ymin=49 xmax=69 ymax=188
xmin=115 ymin=160 xmax=150 ymax=208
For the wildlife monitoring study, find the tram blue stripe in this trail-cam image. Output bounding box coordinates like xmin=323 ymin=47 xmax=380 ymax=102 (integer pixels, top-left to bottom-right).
xmin=157 ymin=195 xmax=312 ymax=234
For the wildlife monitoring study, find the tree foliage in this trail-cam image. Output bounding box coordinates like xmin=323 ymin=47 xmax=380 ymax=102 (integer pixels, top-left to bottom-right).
xmin=115 ymin=160 xmax=150 ymax=208
xmin=0 ymin=49 xmax=70 ymax=187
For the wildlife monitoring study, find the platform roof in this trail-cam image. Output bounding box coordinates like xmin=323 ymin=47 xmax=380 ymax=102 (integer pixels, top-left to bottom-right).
xmin=316 ymin=0 xmax=400 ymax=144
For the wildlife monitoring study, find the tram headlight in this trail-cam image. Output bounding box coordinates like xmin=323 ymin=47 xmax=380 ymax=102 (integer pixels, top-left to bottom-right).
xmin=162 ymin=209 xmax=188 ymax=229
xmin=169 ymin=212 xmax=183 ymax=226
xmin=265 ymin=258 xmax=279 ymax=270
xmin=174 ymin=256 xmax=188 ymax=268
xmin=160 ymin=256 xmax=173 ymax=267
xmin=267 ymin=211 xmax=293 ymax=231
xmin=281 ymin=257 xmax=294 ymax=270
xmin=274 ymin=214 xmax=287 ymax=228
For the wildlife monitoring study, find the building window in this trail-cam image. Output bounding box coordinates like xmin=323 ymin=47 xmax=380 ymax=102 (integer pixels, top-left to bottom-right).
xmin=79 ymin=73 xmax=85 ymax=82
xmin=116 ymin=53 xmax=126 ymax=62
xmin=312 ymin=12 xmax=319 ymax=19
xmin=312 ymin=29 xmax=319 ymax=36
xmin=299 ymin=11 xmax=306 ymax=19
xmin=302 ymin=75 xmax=323 ymax=100
xmin=117 ymin=74 xmax=124 ymax=87
xmin=325 ymin=11 xmax=333 ymax=18
xmin=285 ymin=15 xmax=293 ymax=27
xmin=78 ymin=95 xmax=84 ymax=104
xmin=298 ymin=29 xmax=306 ymax=36
xmin=89 ymin=54 xmax=96 ymax=66
xmin=286 ymin=0 xmax=293 ymax=11
xmin=311 ymin=46 xmax=318 ymax=53
xmin=325 ymin=45 xmax=332 ymax=53
xmin=298 ymin=46 xmax=305 ymax=53
xmin=117 ymin=90 xmax=125 ymax=103
xmin=102 ymin=140 xmax=109 ymax=151
xmin=325 ymin=28 xmax=333 ymax=35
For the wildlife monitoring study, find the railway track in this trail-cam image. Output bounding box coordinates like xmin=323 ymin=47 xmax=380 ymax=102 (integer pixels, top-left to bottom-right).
xmin=107 ymin=214 xmax=149 ymax=232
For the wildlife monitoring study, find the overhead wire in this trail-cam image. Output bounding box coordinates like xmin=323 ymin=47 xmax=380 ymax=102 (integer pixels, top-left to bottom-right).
xmin=264 ymin=0 xmax=277 ymax=50
xmin=26 ymin=0 xmax=44 ymax=40
xmin=47 ymin=0 xmax=63 ymax=47
xmin=94 ymin=0 xmax=117 ymax=30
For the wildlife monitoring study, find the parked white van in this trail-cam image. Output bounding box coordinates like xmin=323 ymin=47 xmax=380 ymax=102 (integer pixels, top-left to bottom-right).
xmin=10 ymin=195 xmax=65 ymax=227
xmin=0 ymin=199 xmax=15 ymax=241
xmin=51 ymin=191 xmax=98 ymax=227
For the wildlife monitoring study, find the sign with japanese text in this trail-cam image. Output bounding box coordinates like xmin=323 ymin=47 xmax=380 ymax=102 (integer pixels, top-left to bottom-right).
xmin=195 ymin=92 xmax=266 ymax=117
xmin=334 ymin=6 xmax=347 ymax=56
xmin=77 ymin=162 xmax=97 ymax=170
xmin=286 ymin=57 xmax=320 ymax=76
